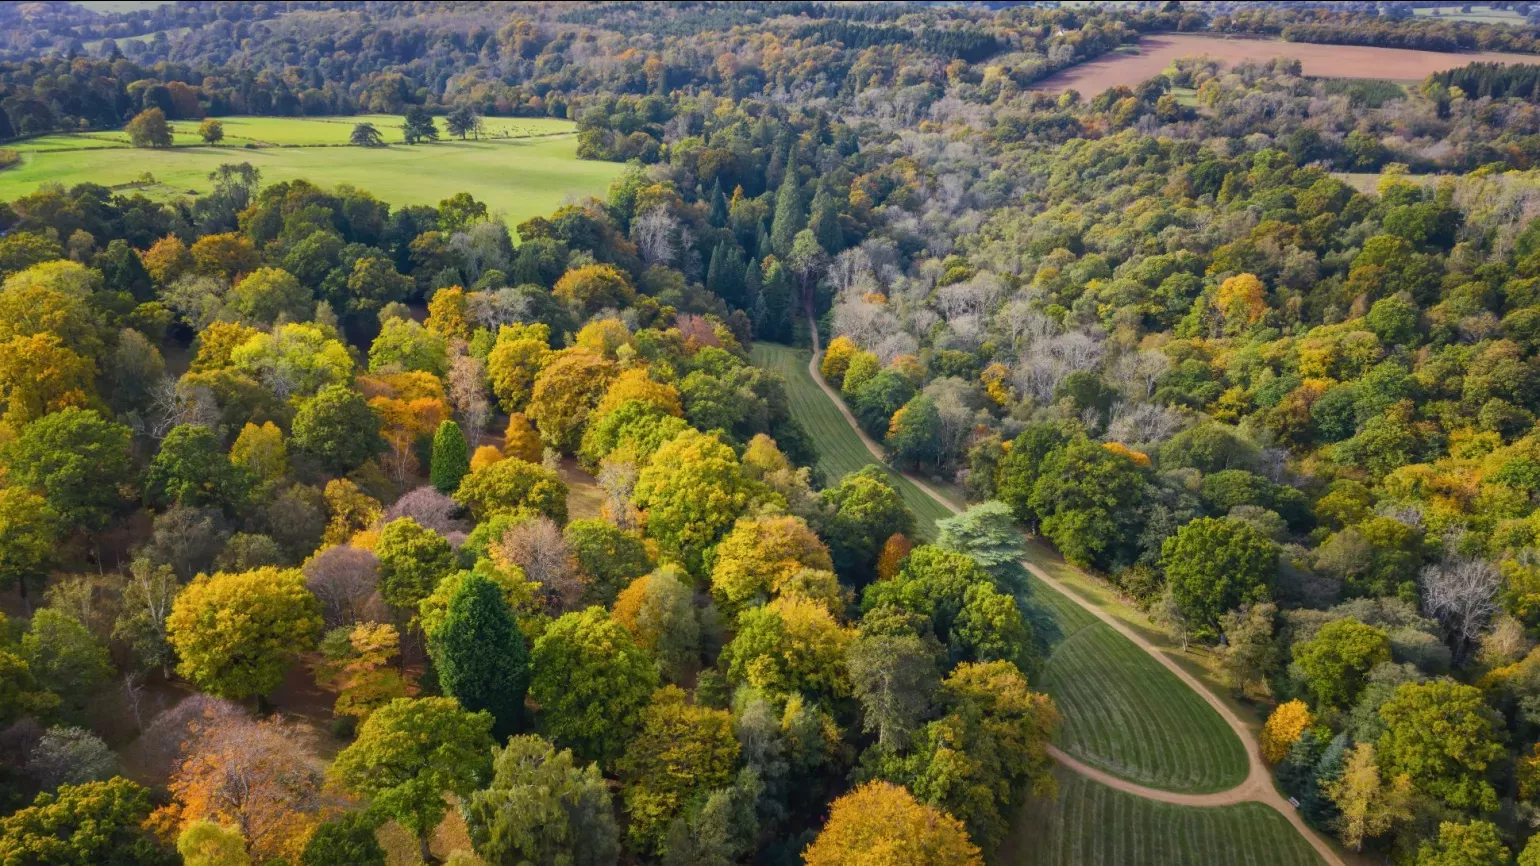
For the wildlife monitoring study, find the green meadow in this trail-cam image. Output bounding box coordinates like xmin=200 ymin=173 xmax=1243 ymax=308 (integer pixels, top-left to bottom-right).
xmin=0 ymin=115 xmax=623 ymax=229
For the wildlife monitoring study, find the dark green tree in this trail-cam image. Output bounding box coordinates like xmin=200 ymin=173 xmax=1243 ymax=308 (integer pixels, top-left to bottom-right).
xmin=428 ymin=571 xmax=530 ymax=739
xmin=401 ymin=108 xmax=439 ymax=145
xmin=1161 ymin=517 xmax=1277 ymax=641
xmin=143 ymin=425 xmax=252 ymax=513
xmin=429 ymin=419 xmax=469 ymax=494
xmin=300 ymin=812 xmax=386 ymax=866
xmin=291 ymin=385 xmax=383 ymax=473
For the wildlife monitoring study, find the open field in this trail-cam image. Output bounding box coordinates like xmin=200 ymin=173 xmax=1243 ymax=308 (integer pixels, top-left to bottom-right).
xmin=0 ymin=115 xmax=621 ymax=230
xmin=1413 ymin=4 xmax=1529 ymax=24
xmin=749 ymin=342 xmax=954 ymax=537
xmin=750 ymin=340 xmax=1248 ymax=794
xmin=1032 ymin=33 xmax=1540 ymax=94
xmin=1003 ymin=769 xmax=1324 ymax=866
xmin=1042 ymin=622 xmax=1249 ymax=793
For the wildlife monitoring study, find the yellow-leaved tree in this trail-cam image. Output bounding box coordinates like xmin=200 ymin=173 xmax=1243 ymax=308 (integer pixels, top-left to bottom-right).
xmin=1260 ymin=699 xmax=1312 ymax=764
xmin=803 ymin=781 xmax=983 ymax=866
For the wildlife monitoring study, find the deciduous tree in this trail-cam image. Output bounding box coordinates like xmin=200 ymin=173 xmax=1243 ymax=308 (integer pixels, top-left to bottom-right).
xmin=530 ymin=607 xmax=658 ymax=764
xmin=802 ymin=781 xmax=981 ymax=866
xmin=166 ymin=567 xmax=323 ymax=701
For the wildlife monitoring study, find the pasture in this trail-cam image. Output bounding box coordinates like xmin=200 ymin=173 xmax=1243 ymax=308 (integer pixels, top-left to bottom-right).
xmin=0 ymin=115 xmax=621 ymax=231
xmin=1031 ymin=32 xmax=1540 ymax=94
xmin=1003 ymin=770 xmax=1324 ymax=866
xmin=750 ymin=340 xmax=1249 ymax=794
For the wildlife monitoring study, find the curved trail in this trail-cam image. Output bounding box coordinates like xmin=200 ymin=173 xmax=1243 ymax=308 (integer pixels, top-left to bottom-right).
xmin=800 ymin=332 xmax=1344 ymax=866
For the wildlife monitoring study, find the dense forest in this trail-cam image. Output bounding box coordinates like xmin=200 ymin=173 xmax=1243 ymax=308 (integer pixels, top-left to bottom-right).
xmin=16 ymin=1 xmax=1540 ymax=865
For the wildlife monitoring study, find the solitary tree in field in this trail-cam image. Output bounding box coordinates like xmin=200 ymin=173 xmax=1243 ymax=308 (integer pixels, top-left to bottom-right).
xmin=445 ymin=106 xmax=480 ymax=140
xmin=401 ymin=108 xmax=439 ymax=145
xmin=126 ymin=108 xmax=173 ymax=148
xmin=197 ymin=118 xmax=224 ymax=145
xmin=349 ymin=123 xmax=384 ymax=147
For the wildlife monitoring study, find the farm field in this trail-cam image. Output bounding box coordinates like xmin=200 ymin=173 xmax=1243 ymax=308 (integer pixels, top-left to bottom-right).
xmin=1003 ymin=769 xmax=1324 ymax=866
xmin=1031 ymin=33 xmax=1540 ymax=94
xmin=749 ymin=341 xmax=1249 ymax=794
xmin=0 ymin=115 xmax=619 ymax=231
xmin=1412 ymin=4 xmax=1529 ymax=24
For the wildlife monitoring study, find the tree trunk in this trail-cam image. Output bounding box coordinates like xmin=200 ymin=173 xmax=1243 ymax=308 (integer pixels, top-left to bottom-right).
xmin=419 ymin=833 xmax=437 ymax=865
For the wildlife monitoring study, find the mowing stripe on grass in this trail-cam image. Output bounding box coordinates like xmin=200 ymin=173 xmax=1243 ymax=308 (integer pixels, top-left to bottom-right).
xmin=1006 ymin=770 xmax=1323 ymax=866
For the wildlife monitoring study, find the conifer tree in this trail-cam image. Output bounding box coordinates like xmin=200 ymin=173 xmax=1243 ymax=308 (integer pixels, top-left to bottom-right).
xmin=430 ymin=420 xmax=469 ymax=494
xmin=429 ymin=571 xmax=530 ymax=738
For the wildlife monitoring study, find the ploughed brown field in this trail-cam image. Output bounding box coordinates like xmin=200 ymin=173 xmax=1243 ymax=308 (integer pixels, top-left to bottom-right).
xmin=1032 ymin=33 xmax=1540 ymax=93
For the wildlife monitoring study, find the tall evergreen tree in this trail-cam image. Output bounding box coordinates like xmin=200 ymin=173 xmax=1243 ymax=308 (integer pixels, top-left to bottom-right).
xmin=808 ymin=184 xmax=841 ymax=254
xmin=770 ymin=162 xmax=804 ymax=258
xmin=708 ymin=180 xmax=729 ymax=227
xmin=758 ymin=259 xmax=794 ymax=342
xmin=429 ymin=571 xmax=530 ymax=738
xmin=430 ymin=419 xmax=469 ymax=494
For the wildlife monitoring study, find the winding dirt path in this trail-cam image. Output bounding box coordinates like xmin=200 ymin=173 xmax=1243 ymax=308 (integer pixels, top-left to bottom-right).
xmin=800 ymin=331 xmax=1344 ymax=866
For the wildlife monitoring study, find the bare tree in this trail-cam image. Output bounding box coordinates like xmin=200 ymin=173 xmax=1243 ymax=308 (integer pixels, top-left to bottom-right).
xmin=303 ymin=546 xmax=381 ymax=628
xmin=1421 ymin=547 xmax=1500 ymax=664
xmin=494 ymin=516 xmax=586 ymax=614
xmin=632 ymin=207 xmax=678 ymax=267
xmin=597 ymin=458 xmax=640 ymax=531
xmin=381 ymin=486 xmax=464 ymax=535
xmin=447 ymin=353 xmax=491 ymax=444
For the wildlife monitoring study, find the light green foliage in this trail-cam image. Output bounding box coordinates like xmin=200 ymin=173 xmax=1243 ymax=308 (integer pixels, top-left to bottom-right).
xmin=453 ymin=457 xmax=568 ymax=523
xmin=1415 ymin=821 xmax=1509 ymax=866
xmin=632 ymin=428 xmax=772 ymax=573
xmin=20 ymin=610 xmax=111 ymax=722
xmin=530 ymin=607 xmax=658 ymax=764
xmin=368 ymin=317 xmax=448 ymax=376
xmin=1292 ymin=618 xmax=1392 ymax=710
xmin=166 ymin=567 xmax=322 ymax=700
xmin=0 ymin=488 xmax=59 ymax=604
xmin=177 ymin=821 xmax=250 ymax=866
xmin=329 ymin=697 xmax=495 ymax=846
xmin=618 ymin=686 xmax=739 ymax=855
xmin=375 ymin=517 xmax=456 ymax=610
xmin=229 ymin=267 xmax=310 ymax=325
xmin=1377 ymin=680 xmax=1504 ymax=813
xmin=936 ymin=500 xmax=1029 ymax=593
xmin=463 ymin=734 xmax=620 ymax=866
xmin=0 ymin=778 xmax=172 ymax=866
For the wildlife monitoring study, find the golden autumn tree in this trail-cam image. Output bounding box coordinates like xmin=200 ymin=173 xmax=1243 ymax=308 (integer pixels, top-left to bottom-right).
xmin=593 ymin=367 xmax=682 ymax=420
xmin=143 ymin=234 xmax=195 ymax=287
xmin=0 ymin=333 xmax=95 ymax=427
xmin=159 ymin=709 xmax=328 ymax=864
xmin=470 ymin=444 xmax=505 ymax=472
xmin=527 ymin=348 xmax=615 ymax=452
xmin=821 ymin=336 xmax=859 ymax=388
xmin=425 ymin=286 xmax=471 ymax=342
xmin=1216 ymin=273 xmax=1266 ymax=329
xmin=803 ymin=781 xmax=982 ymax=866
xmin=313 ymin=621 xmax=412 ymax=722
xmin=486 ymin=322 xmax=552 ymax=412
xmin=876 ymin=533 xmax=913 ymax=580
xmin=709 ymin=515 xmax=835 ymax=615
xmin=502 ymin=412 xmax=543 ymax=462
xmin=166 ymin=568 xmax=324 ymax=702
xmin=1260 ymin=699 xmax=1312 ymax=764
xmin=574 ymin=318 xmax=633 ymax=360
xmin=189 ymin=233 xmax=261 ymax=281
xmin=553 ymin=264 xmax=636 ymax=315
xmin=321 ymin=478 xmax=381 ymax=546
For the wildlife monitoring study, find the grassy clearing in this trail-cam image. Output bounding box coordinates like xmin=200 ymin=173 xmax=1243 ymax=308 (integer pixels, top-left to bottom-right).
xmin=1411 ymin=4 xmax=1529 ymax=24
xmin=0 ymin=115 xmax=621 ymax=231
xmin=1003 ymin=769 xmax=1323 ymax=866
xmin=750 ymin=340 xmax=1248 ymax=794
xmin=1041 ymin=623 xmax=1248 ymax=793
xmin=749 ymin=342 xmax=953 ymax=537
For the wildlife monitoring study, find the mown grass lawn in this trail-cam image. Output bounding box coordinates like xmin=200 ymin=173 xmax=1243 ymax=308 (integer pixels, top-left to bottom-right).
xmin=1004 ymin=769 xmax=1323 ymax=866
xmin=0 ymin=115 xmax=620 ymax=231
xmin=751 ymin=339 xmax=1249 ymax=796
